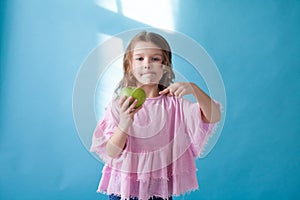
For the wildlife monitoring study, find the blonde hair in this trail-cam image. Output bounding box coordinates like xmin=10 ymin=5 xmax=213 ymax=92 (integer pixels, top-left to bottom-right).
xmin=116 ymin=31 xmax=175 ymax=92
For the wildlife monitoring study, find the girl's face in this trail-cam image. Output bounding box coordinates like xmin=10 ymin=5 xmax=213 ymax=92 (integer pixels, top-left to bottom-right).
xmin=131 ymin=41 xmax=164 ymax=87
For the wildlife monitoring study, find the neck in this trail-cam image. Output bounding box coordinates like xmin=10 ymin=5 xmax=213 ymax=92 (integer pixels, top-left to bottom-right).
xmin=139 ymin=84 xmax=159 ymax=98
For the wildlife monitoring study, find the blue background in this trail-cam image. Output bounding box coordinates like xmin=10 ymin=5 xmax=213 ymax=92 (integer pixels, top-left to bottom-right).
xmin=1 ymin=0 xmax=299 ymax=199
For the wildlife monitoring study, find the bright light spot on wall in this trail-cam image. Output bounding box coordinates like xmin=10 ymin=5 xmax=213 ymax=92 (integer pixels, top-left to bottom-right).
xmin=120 ymin=0 xmax=177 ymax=30
xmin=95 ymin=0 xmax=177 ymax=31
xmin=95 ymin=0 xmax=118 ymax=13
xmin=94 ymin=34 xmax=125 ymax=118
xmin=94 ymin=57 xmax=123 ymax=119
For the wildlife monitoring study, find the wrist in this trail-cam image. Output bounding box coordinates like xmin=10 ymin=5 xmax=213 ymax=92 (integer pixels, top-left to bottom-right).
xmin=190 ymin=82 xmax=198 ymax=95
xmin=118 ymin=123 xmax=130 ymax=134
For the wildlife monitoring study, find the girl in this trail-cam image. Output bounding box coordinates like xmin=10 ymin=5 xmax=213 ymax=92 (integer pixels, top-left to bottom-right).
xmin=90 ymin=31 xmax=221 ymax=200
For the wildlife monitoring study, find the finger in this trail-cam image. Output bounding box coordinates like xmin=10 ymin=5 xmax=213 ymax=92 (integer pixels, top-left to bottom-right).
xmin=127 ymin=99 xmax=138 ymax=112
xmin=121 ymin=96 xmax=133 ymax=111
xmin=119 ymin=95 xmax=127 ymax=107
xmin=167 ymin=89 xmax=174 ymax=96
xmin=165 ymin=86 xmax=176 ymax=96
xmin=174 ymin=88 xmax=183 ymax=97
xmin=178 ymin=90 xmax=185 ymax=98
xmin=132 ymin=104 xmax=143 ymax=115
xmin=159 ymin=88 xmax=170 ymax=95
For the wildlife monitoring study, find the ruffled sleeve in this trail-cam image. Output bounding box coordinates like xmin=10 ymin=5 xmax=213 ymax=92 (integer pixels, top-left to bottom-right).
xmin=183 ymin=100 xmax=221 ymax=158
xmin=90 ymin=101 xmax=119 ymax=164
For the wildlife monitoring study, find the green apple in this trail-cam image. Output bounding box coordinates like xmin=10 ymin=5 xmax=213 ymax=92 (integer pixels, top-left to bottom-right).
xmin=119 ymin=87 xmax=146 ymax=108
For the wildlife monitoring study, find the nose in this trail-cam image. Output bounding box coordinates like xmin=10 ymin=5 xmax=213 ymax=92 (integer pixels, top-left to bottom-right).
xmin=144 ymin=58 xmax=151 ymax=69
xmin=144 ymin=64 xmax=150 ymax=69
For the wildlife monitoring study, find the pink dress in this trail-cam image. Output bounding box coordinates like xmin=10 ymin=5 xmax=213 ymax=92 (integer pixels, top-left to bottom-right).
xmin=90 ymin=95 xmax=218 ymax=200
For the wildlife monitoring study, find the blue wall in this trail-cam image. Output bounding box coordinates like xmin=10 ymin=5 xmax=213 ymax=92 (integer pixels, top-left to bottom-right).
xmin=1 ymin=0 xmax=299 ymax=199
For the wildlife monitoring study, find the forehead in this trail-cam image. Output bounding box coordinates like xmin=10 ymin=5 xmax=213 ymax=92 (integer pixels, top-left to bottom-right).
xmin=133 ymin=41 xmax=162 ymax=55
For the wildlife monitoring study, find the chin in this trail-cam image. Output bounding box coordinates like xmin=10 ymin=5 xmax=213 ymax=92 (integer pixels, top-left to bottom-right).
xmin=138 ymin=82 xmax=158 ymax=87
xmin=138 ymin=79 xmax=158 ymax=85
xmin=144 ymin=81 xmax=159 ymax=85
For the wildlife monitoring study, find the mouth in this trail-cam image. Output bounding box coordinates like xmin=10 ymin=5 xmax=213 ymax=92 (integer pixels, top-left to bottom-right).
xmin=142 ymin=72 xmax=156 ymax=76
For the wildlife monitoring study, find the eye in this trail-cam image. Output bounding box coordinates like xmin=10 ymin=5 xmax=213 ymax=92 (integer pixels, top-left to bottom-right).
xmin=152 ymin=57 xmax=162 ymax=62
xmin=135 ymin=57 xmax=144 ymax=61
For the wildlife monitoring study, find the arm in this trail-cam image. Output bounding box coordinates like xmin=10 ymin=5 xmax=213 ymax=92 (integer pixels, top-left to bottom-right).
xmin=105 ymin=127 xmax=127 ymax=158
xmin=105 ymin=96 xmax=142 ymax=158
xmin=190 ymin=83 xmax=221 ymax=123
xmin=159 ymin=82 xmax=221 ymax=123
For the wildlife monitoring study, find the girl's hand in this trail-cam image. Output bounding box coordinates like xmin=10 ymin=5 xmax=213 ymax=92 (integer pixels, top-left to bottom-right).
xmin=159 ymin=82 xmax=195 ymax=98
xmin=118 ymin=96 xmax=142 ymax=133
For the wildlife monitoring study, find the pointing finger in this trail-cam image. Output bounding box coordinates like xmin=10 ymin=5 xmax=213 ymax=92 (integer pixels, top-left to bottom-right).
xmin=159 ymin=88 xmax=169 ymax=95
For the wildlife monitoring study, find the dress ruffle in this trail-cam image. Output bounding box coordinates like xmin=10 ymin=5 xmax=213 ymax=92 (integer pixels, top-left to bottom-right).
xmin=98 ymin=156 xmax=199 ymax=200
